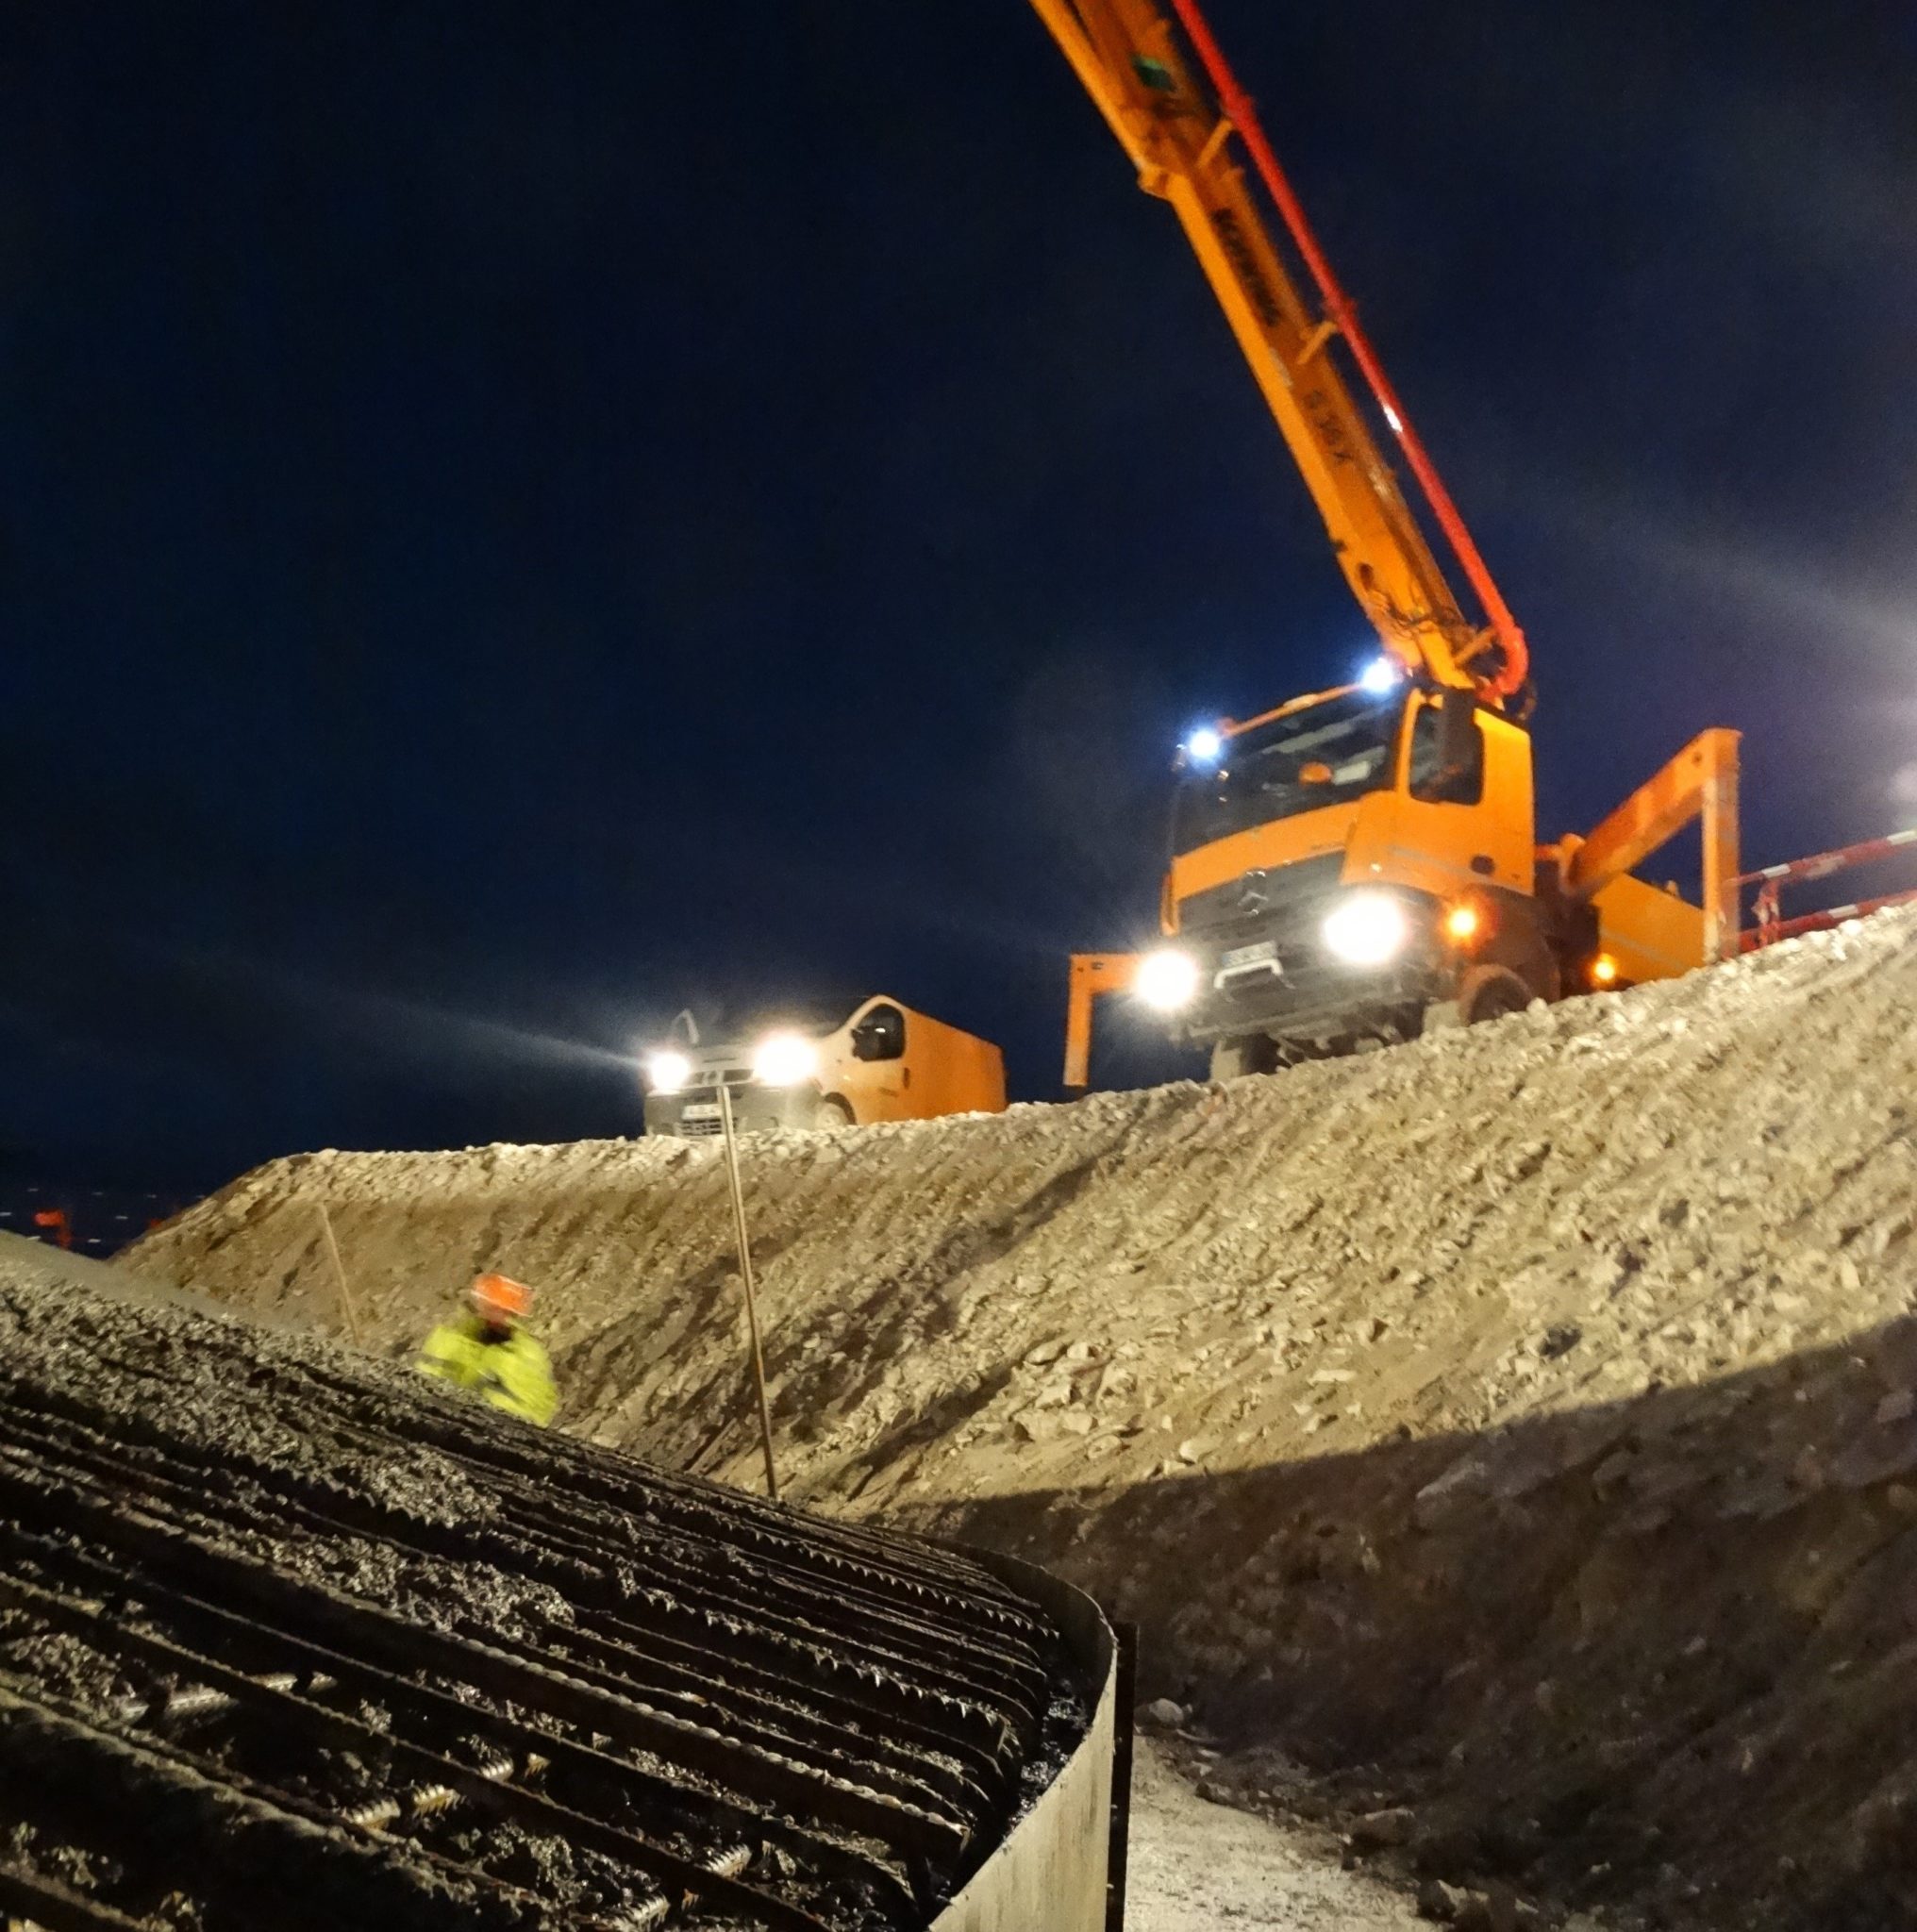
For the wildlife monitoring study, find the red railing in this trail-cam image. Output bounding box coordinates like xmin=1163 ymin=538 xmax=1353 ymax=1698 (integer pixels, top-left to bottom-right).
xmin=1738 ymin=828 xmax=1917 ymax=949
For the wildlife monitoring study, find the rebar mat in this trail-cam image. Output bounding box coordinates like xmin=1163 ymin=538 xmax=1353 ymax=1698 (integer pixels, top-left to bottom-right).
xmin=0 ymin=1267 xmax=1091 ymax=1932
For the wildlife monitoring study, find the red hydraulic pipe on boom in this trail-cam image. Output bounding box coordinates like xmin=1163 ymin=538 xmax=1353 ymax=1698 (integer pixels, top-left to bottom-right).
xmin=1165 ymin=0 xmax=1530 ymax=699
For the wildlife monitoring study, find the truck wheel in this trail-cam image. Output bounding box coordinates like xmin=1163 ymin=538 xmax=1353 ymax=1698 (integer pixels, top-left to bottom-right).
xmin=1209 ymin=1036 xmax=1278 ymax=1081
xmin=1457 ymin=964 xmax=1533 ymax=1026
xmin=812 ymin=1097 xmax=855 ymax=1130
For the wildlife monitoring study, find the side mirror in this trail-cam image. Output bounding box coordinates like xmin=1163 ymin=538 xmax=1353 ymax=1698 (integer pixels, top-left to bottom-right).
xmin=1436 ymin=689 xmax=1477 ymax=783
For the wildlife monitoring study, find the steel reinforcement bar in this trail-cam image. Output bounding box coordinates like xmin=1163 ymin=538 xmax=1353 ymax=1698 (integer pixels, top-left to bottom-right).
xmin=0 ymin=1274 xmax=1094 ymax=1932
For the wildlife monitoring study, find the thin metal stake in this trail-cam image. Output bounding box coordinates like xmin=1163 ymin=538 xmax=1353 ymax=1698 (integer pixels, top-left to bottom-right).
xmin=316 ymin=1204 xmax=365 ymax=1347
xmin=716 ymin=1081 xmax=780 ymax=1504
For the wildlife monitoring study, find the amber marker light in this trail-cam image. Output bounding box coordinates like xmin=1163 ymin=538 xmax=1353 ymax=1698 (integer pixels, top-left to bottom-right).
xmin=1442 ymin=902 xmax=1481 ymax=944
xmin=1591 ymin=953 xmax=1620 ymax=986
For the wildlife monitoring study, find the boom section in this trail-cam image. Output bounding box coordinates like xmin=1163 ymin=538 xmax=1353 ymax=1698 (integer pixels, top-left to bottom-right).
xmin=1030 ymin=0 xmax=1491 ymax=690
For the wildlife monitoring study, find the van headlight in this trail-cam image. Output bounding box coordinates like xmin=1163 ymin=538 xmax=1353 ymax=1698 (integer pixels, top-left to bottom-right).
xmin=1135 ymin=947 xmax=1201 ymax=1012
xmin=644 ymin=1049 xmax=692 ymax=1094
xmin=752 ymin=1032 xmax=821 ymax=1087
xmin=1321 ymin=891 xmax=1409 ymax=968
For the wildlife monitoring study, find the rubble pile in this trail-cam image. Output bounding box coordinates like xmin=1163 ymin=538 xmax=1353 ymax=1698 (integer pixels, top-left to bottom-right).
xmin=136 ymin=908 xmax=1917 ymax=1927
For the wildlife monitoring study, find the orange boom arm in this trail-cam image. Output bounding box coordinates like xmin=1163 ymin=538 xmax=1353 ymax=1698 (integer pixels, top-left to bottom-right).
xmin=1027 ymin=0 xmax=1525 ymax=700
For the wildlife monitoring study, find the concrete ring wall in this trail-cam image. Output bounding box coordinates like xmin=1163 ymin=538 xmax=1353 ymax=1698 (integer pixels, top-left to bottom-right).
xmin=929 ymin=1548 xmax=1118 ymax=1932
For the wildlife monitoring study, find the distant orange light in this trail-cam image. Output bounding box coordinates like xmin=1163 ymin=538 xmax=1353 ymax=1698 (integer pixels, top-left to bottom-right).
xmin=1443 ymin=903 xmax=1480 ymax=943
xmin=1592 ymin=953 xmax=1620 ymax=986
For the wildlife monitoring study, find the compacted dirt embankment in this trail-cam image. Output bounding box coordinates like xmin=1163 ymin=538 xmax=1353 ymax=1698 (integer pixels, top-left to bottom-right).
xmin=135 ymin=908 xmax=1917 ymax=1928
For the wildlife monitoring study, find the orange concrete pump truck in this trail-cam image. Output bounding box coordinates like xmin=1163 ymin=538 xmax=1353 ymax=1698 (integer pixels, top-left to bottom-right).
xmin=1039 ymin=0 xmax=1742 ymax=1088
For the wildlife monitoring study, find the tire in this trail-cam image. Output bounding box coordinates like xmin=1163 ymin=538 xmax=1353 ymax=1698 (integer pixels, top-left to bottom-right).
xmin=1209 ymin=1035 xmax=1279 ymax=1081
xmin=1456 ymin=963 xmax=1533 ymax=1026
xmin=811 ymin=1096 xmax=855 ymax=1131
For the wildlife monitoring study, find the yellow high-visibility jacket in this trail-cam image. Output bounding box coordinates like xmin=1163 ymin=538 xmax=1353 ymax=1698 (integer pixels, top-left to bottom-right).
xmin=415 ymin=1314 xmax=558 ymax=1427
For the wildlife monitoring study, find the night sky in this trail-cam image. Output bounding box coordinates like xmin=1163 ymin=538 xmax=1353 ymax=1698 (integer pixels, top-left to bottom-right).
xmin=6 ymin=3 xmax=1914 ymax=1189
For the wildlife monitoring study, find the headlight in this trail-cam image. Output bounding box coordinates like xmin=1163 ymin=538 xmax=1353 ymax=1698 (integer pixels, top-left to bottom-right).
xmin=644 ymin=1049 xmax=692 ymax=1094
xmin=1135 ymin=947 xmax=1201 ymax=1012
xmin=1321 ymin=891 xmax=1409 ymax=968
xmin=752 ymin=1031 xmax=820 ymax=1087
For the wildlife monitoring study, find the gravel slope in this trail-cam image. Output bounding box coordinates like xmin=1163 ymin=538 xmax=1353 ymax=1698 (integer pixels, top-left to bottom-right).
xmin=1125 ymin=1740 xmax=1427 ymax=1932
xmin=132 ymin=908 xmax=1917 ymax=1927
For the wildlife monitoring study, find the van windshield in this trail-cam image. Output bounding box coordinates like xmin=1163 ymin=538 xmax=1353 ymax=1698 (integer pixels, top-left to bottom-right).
xmin=1174 ymin=690 xmax=1403 ymax=856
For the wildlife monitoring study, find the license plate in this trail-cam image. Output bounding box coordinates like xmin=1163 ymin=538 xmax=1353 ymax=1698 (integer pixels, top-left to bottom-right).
xmin=1222 ymin=940 xmax=1278 ymax=969
xmin=680 ymin=1103 xmax=721 ymax=1121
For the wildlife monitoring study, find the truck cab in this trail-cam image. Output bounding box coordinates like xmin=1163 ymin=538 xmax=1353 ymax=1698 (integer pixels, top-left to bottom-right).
xmin=1148 ymin=679 xmax=1710 ymax=1077
xmin=1159 ymin=681 xmax=1557 ymax=1072
xmin=642 ymin=995 xmax=1007 ymax=1138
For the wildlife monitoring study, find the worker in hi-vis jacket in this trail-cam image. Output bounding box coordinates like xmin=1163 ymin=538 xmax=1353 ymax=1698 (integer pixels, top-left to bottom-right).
xmin=415 ymin=1272 xmax=558 ymax=1427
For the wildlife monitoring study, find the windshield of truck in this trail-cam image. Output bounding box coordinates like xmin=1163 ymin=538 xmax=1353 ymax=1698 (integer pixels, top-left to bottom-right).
xmin=1173 ymin=690 xmax=1404 ymax=855
xmin=733 ymin=1003 xmax=844 ymax=1041
xmin=678 ymin=999 xmax=856 ymax=1059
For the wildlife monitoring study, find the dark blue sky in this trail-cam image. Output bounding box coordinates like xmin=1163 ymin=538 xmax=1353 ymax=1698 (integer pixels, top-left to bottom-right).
xmin=5 ymin=2 xmax=1914 ymax=1186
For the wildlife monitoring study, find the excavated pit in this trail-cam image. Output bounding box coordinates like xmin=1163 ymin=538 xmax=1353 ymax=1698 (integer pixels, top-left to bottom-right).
xmin=0 ymin=1245 xmax=1093 ymax=1932
xmin=131 ymin=906 xmax=1917 ymax=1927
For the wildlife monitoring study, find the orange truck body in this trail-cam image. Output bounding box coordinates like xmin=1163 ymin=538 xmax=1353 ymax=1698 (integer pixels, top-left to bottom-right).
xmin=1033 ymin=0 xmax=1742 ymax=1087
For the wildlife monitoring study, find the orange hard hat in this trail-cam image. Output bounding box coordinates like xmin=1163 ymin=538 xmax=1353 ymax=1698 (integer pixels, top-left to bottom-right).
xmin=470 ymin=1272 xmax=531 ymax=1319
